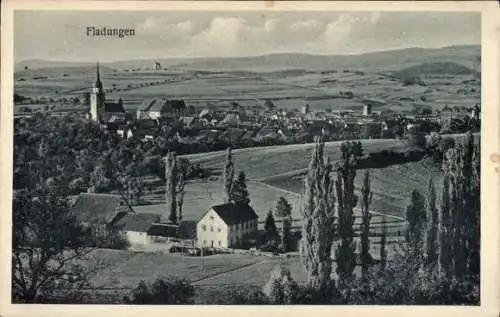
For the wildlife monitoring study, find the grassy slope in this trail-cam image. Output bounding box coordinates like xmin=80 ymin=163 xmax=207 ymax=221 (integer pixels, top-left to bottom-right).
xmin=182 ymin=138 xmax=409 ymax=180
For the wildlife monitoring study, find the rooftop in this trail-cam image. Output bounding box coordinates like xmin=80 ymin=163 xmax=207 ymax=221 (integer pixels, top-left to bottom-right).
xmin=70 ymin=193 xmax=131 ymax=225
xmin=113 ymin=212 xmax=160 ymax=233
xmin=206 ymin=202 xmax=258 ymax=225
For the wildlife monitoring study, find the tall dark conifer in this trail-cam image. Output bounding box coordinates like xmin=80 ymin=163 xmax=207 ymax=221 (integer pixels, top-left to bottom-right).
xmin=424 ymin=178 xmax=438 ymax=267
xmin=335 ymin=141 xmax=360 ymax=286
xmin=223 ymin=147 xmax=235 ymax=203
xmin=165 ymin=152 xmax=177 ymax=224
xmin=360 ymin=170 xmax=373 ymax=278
xmin=300 ymin=136 xmax=336 ymax=294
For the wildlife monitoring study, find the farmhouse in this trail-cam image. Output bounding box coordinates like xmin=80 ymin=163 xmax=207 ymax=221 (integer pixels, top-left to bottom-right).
xmin=197 ymin=203 xmax=258 ymax=249
xmin=113 ymin=213 xmax=161 ymax=245
xmin=118 ymin=118 xmax=158 ymax=140
xmin=137 ymin=98 xmax=186 ymax=120
xmin=89 ymin=63 xmax=126 ymax=123
xmin=70 ymin=193 xmax=132 ymax=239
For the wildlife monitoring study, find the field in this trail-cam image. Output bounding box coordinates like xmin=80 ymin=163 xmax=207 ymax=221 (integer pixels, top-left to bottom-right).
xmin=138 ymin=139 xmax=413 ymax=222
xmin=86 ymin=241 xmax=406 ymax=303
xmin=182 ymin=138 xmax=409 ymax=180
xmin=132 ymin=137 xmax=452 ymax=246
xmin=14 ymin=59 xmax=480 ymax=114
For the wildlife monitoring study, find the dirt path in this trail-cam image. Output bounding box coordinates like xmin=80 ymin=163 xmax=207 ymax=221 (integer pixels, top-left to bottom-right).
xmin=191 ymin=260 xmax=263 ymax=285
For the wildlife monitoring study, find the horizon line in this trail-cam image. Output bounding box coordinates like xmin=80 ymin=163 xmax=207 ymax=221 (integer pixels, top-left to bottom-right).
xmin=15 ymin=43 xmax=480 ymax=65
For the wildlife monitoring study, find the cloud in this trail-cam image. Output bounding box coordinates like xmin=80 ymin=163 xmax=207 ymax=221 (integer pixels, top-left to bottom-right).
xmin=14 ymin=11 xmax=481 ymax=61
xmin=138 ymin=18 xmax=194 ymax=34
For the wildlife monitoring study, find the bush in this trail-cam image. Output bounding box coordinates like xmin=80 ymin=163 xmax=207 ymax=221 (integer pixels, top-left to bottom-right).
xmin=126 ymin=277 xmax=195 ymax=304
xmin=260 ymin=241 xmax=280 ymax=254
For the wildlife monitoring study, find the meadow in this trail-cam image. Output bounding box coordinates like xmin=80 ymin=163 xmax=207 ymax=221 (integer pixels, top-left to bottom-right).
xmin=182 ymin=138 xmax=409 ymax=180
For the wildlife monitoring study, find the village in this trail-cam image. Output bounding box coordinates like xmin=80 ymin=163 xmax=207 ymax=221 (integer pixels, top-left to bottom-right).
xmin=24 ymin=61 xmax=477 ymax=259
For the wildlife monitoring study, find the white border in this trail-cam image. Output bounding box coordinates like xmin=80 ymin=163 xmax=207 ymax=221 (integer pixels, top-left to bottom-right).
xmin=1 ymin=1 xmax=498 ymax=317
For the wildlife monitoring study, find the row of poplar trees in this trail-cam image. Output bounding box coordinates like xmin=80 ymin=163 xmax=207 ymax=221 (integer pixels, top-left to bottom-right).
xmin=406 ymin=132 xmax=480 ymax=279
xmin=299 ymin=132 xmax=480 ymax=299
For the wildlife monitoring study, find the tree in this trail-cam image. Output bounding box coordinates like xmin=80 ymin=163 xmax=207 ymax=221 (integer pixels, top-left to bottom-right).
xmin=335 ymin=141 xmax=361 ymax=286
xmin=424 ymin=178 xmax=439 ymax=268
xmin=264 ymin=209 xmax=279 ymax=242
xmin=223 ymin=147 xmax=235 ymax=203
xmin=12 ymin=182 xmax=94 ymax=303
xmin=127 ymin=277 xmax=195 ymax=304
xmin=439 ymin=174 xmax=453 ymax=278
xmin=405 ymin=190 xmax=426 ymax=265
xmin=440 ymin=132 xmax=480 ymax=279
xmin=380 ymin=215 xmax=387 ymax=271
xmin=300 ymin=136 xmax=336 ymax=295
xmin=265 ymin=99 xmax=276 ymax=112
xmin=262 ymin=265 xmax=299 ymax=304
xmin=230 ymin=171 xmax=250 ymax=204
xmin=275 ymin=196 xmax=293 ymax=252
xmin=165 ymin=152 xmax=178 ymax=224
xmin=360 ymin=170 xmax=373 ymax=279
xmin=176 ymin=176 xmax=185 ymax=224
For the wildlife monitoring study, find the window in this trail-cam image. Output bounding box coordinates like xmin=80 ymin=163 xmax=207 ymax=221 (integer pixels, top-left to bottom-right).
xmin=203 ymin=240 xmax=206 ymax=245
xmin=209 ymin=216 xmax=214 ymax=220
xmin=202 ymin=225 xmax=207 ymax=231
xmin=218 ymin=241 xmax=221 ymax=247
xmin=217 ymin=228 xmax=221 ymax=233
xmin=210 ymin=226 xmax=214 ymax=232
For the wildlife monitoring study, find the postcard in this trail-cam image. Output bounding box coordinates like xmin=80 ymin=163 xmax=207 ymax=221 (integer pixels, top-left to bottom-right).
xmin=1 ymin=1 xmax=498 ymax=317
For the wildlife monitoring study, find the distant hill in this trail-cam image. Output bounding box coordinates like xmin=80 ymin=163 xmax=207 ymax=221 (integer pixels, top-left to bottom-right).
xmin=167 ymin=45 xmax=480 ymax=72
xmin=16 ymin=45 xmax=480 ymax=73
xmin=393 ymin=62 xmax=478 ymax=79
xmin=14 ymin=65 xmax=115 ymax=80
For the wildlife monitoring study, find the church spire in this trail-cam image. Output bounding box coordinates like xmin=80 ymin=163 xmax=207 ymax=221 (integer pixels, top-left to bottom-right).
xmin=93 ymin=61 xmax=103 ymax=89
xmin=96 ymin=61 xmax=100 ymax=82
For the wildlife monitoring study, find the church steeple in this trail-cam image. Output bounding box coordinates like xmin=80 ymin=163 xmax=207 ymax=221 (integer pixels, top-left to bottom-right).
xmin=93 ymin=61 xmax=103 ymax=89
xmin=90 ymin=60 xmax=105 ymax=122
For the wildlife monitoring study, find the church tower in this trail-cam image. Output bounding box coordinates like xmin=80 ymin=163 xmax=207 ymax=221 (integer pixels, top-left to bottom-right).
xmin=90 ymin=62 xmax=105 ymax=121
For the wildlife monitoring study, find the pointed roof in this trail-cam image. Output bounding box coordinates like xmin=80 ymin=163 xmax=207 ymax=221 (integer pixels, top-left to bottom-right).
xmin=93 ymin=61 xmax=103 ymax=89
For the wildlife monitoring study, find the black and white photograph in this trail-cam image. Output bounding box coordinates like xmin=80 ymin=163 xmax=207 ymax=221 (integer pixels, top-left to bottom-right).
xmin=1 ymin=1 xmax=497 ymax=312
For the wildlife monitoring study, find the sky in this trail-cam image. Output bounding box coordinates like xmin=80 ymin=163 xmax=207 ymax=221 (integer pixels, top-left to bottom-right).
xmin=14 ymin=11 xmax=481 ymax=62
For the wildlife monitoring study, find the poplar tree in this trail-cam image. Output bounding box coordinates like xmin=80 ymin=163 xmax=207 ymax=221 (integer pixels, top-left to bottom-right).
xmin=165 ymin=152 xmax=177 ymax=224
xmin=335 ymin=141 xmax=360 ymax=286
xmin=276 ymin=196 xmax=293 ymax=252
xmin=300 ymin=136 xmax=336 ymax=294
xmin=439 ymin=175 xmax=453 ymax=278
xmin=223 ymin=147 xmax=235 ymax=203
xmin=440 ymin=132 xmax=480 ymax=278
xmin=164 ymin=152 xmax=185 ymax=225
xmin=405 ymin=190 xmax=426 ymax=266
xmin=379 ymin=215 xmax=387 ymax=271
xmin=360 ymin=170 xmax=373 ymax=278
xmin=424 ymin=178 xmax=438 ymax=267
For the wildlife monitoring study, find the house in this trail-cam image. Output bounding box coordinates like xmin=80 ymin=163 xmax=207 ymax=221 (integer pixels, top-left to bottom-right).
xmin=137 ymin=98 xmax=186 ymax=120
xmin=113 ymin=213 xmax=161 ymax=245
xmin=359 ymin=121 xmax=382 ymax=139
xmin=195 ymin=129 xmax=220 ymax=143
xmin=70 ymin=193 xmax=132 ymax=238
xmin=179 ymin=116 xmax=197 ymax=128
xmin=219 ymin=128 xmax=246 ymax=144
xmin=118 ymin=119 xmax=158 ymax=140
xmin=197 ymin=203 xmax=258 ymax=249
xmin=219 ymin=112 xmax=241 ymax=128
